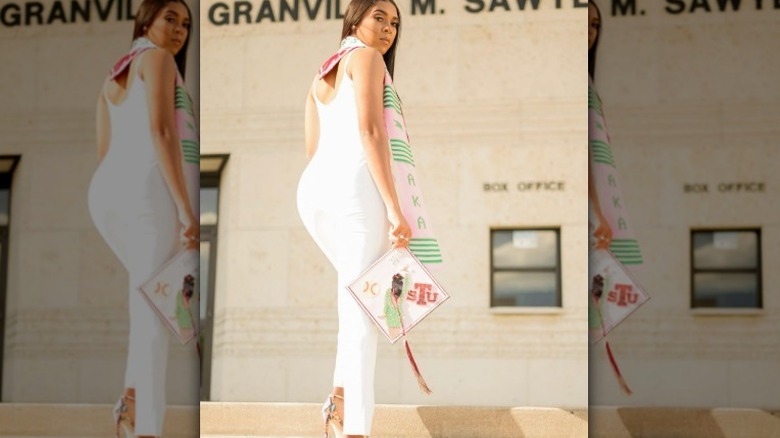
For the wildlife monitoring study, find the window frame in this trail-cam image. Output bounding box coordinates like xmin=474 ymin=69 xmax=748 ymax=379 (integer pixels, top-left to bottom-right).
xmin=689 ymin=227 xmax=762 ymax=309
xmin=489 ymin=227 xmax=563 ymax=308
xmin=199 ymin=153 xmax=228 ymax=401
xmin=0 ymin=155 xmax=20 ymax=401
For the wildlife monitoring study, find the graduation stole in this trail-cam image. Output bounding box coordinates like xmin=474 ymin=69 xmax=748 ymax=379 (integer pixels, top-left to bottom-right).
xmin=108 ymin=37 xmax=200 ymax=217
xmin=588 ymin=75 xmax=643 ymax=266
xmin=319 ymin=37 xmax=444 ymax=268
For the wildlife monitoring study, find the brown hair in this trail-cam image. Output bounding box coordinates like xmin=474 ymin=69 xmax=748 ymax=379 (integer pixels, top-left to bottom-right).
xmin=341 ymin=0 xmax=401 ymax=77
xmin=588 ymin=0 xmax=601 ymax=79
xmin=132 ymin=0 xmax=192 ymax=78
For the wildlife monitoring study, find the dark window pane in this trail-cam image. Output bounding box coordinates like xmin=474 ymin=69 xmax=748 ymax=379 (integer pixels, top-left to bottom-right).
xmin=201 ymin=187 xmax=218 ymax=226
xmin=0 ymin=190 xmax=8 ymax=226
xmin=200 ymin=240 xmax=210 ymax=319
xmin=692 ymin=273 xmax=759 ymax=308
xmin=492 ymin=230 xmax=557 ymax=269
xmin=493 ymin=271 xmax=558 ymax=307
xmin=692 ymin=231 xmax=758 ymax=270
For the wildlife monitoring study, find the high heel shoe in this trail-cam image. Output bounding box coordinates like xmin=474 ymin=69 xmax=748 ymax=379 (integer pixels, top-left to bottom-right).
xmin=112 ymin=394 xmax=135 ymax=438
xmin=321 ymin=393 xmax=344 ymax=438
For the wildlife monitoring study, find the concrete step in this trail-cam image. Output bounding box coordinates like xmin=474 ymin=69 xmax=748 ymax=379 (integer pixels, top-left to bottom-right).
xmin=0 ymin=403 xmax=197 ymax=438
xmin=590 ymin=407 xmax=780 ymax=438
xmin=200 ymin=402 xmax=588 ymax=438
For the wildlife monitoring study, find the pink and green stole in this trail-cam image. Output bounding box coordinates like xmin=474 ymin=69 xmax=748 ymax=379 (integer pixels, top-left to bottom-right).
xmin=319 ymin=37 xmax=444 ymax=268
xmin=109 ymin=37 xmax=200 ymax=215
xmin=589 ymin=76 xmax=642 ymax=266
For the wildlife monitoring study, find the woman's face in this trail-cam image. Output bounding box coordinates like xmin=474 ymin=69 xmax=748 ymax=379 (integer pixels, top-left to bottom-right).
xmin=588 ymin=3 xmax=600 ymax=50
xmin=144 ymin=2 xmax=190 ymax=56
xmin=353 ymin=1 xmax=399 ymax=55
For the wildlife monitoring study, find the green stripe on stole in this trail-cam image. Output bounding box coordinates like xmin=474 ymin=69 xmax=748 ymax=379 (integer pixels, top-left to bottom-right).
xmin=180 ymin=139 xmax=200 ymax=164
xmin=409 ymin=238 xmax=443 ymax=263
xmin=588 ymin=84 xmax=603 ymax=115
xmin=384 ymin=85 xmax=402 ymax=114
xmin=609 ymin=239 xmax=644 ymax=265
xmin=589 ymin=140 xmax=616 ymax=167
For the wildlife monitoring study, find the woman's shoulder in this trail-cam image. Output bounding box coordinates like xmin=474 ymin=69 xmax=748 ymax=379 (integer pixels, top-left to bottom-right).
xmin=349 ymin=46 xmax=383 ymax=63
xmin=137 ymin=47 xmax=176 ymax=67
xmin=135 ymin=47 xmax=178 ymax=80
xmin=347 ymin=47 xmax=385 ymax=77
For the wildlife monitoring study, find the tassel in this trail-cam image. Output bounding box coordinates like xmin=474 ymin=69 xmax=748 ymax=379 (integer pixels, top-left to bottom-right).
xmin=391 ymin=292 xmax=432 ymax=395
xmin=605 ymin=340 xmax=632 ymax=395
xmin=403 ymin=338 xmax=432 ymax=394
xmin=592 ymin=292 xmax=632 ymax=395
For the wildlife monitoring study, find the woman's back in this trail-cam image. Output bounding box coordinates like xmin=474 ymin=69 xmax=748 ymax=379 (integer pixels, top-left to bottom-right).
xmin=309 ymin=51 xmax=367 ymax=173
xmin=88 ymin=53 xmax=178 ymax=262
xmin=102 ymin=57 xmax=159 ymax=172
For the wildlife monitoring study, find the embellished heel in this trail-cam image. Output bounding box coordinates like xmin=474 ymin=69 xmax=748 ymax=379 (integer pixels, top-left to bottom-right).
xmin=321 ymin=393 xmax=344 ymax=438
xmin=112 ymin=394 xmax=135 ymax=438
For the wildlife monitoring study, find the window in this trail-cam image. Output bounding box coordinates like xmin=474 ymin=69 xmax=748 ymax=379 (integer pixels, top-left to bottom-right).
xmin=490 ymin=228 xmax=561 ymax=307
xmin=691 ymin=229 xmax=761 ymax=308
xmin=0 ymin=156 xmax=20 ymax=400
xmin=199 ymin=154 xmax=229 ymax=401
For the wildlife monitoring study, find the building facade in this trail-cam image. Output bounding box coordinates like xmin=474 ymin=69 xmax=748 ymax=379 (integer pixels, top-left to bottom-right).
xmin=589 ymin=0 xmax=780 ymax=407
xmin=200 ymin=0 xmax=589 ymax=407
xmin=0 ymin=0 xmax=201 ymax=406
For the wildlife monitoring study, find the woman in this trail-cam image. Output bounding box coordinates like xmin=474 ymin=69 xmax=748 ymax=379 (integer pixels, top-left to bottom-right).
xmin=296 ymin=1 xmax=413 ymax=437
xmin=588 ymin=0 xmax=643 ymax=395
xmin=87 ymin=1 xmax=198 ymax=436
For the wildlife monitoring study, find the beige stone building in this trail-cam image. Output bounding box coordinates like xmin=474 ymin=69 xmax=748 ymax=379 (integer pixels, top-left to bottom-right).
xmin=0 ymin=0 xmax=200 ymax=410
xmin=199 ymin=0 xmax=589 ymax=409
xmin=589 ymin=0 xmax=780 ymax=410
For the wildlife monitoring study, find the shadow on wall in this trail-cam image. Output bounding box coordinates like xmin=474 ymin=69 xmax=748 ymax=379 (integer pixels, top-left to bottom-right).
xmin=591 ymin=407 xmax=780 ymax=438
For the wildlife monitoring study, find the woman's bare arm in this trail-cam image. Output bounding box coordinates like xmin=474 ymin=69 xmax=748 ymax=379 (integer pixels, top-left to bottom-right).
xmin=350 ymin=47 xmax=410 ymax=247
xmin=304 ymin=79 xmax=319 ymax=159
xmin=95 ymin=85 xmax=111 ymax=162
xmin=139 ymin=48 xmax=198 ymax=247
xmin=589 ymin=146 xmax=612 ymax=249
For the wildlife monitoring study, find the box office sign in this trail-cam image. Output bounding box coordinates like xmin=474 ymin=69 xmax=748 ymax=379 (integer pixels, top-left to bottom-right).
xmin=683 ymin=182 xmax=766 ymax=194
xmin=483 ymin=181 xmax=565 ymax=192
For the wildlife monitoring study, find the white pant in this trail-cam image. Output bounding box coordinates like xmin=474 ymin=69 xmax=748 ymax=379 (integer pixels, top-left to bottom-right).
xmin=89 ymin=176 xmax=178 ymax=436
xmin=332 ymin=225 xmax=383 ymax=434
xmin=297 ymin=162 xmax=388 ymax=435
xmin=126 ymin=235 xmax=175 ymax=436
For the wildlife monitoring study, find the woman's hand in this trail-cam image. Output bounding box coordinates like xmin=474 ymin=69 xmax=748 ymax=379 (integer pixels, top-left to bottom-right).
xmin=388 ymin=208 xmax=412 ymax=249
xmin=179 ymin=214 xmax=199 ymax=250
xmin=593 ymin=215 xmax=612 ymax=250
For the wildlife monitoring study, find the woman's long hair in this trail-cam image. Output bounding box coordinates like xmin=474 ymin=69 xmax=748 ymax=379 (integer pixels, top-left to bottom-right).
xmin=588 ymin=0 xmax=601 ymax=79
xmin=341 ymin=0 xmax=401 ymax=77
xmin=132 ymin=0 xmax=192 ymax=78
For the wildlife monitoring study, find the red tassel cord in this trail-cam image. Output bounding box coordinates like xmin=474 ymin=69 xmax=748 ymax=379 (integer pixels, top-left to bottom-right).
xmin=403 ymin=338 xmax=432 ymax=394
xmin=592 ymin=293 xmax=632 ymax=395
xmin=605 ymin=340 xmax=632 ymax=395
xmin=391 ymin=293 xmax=432 ymax=394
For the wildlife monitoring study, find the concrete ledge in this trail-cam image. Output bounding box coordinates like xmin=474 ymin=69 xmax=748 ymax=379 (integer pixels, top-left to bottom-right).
xmin=0 ymin=403 xmax=197 ymax=437
xmin=200 ymin=402 xmax=587 ymax=438
xmin=590 ymin=407 xmax=780 ymax=438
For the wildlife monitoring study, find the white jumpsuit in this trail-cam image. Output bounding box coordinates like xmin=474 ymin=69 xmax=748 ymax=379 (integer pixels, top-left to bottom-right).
xmin=296 ymin=52 xmax=389 ymax=435
xmin=87 ymin=54 xmax=178 ymax=437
